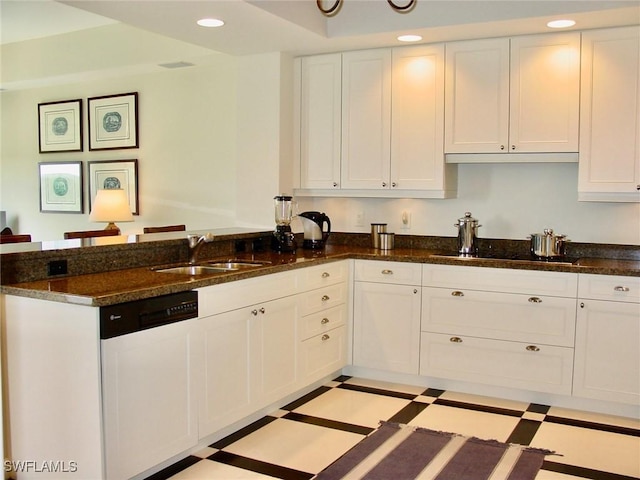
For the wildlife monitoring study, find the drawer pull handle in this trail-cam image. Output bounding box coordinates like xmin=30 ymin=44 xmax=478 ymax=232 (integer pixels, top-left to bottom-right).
xmin=526 ymin=345 xmax=540 ymax=352
xmin=321 ymin=318 xmax=329 ymax=325
xmin=251 ymin=309 xmax=258 ymax=316
xmin=322 ymin=272 xmax=330 ymax=278
xmin=450 ymin=336 xmax=463 ymax=343
xmin=321 ymin=295 xmax=330 ymax=301
xmin=259 ymin=307 xmax=265 ymax=314
xmin=614 ymin=286 xmax=630 ymax=292
xmin=322 ymin=334 xmax=330 ymax=341
xmin=451 ymin=291 xmax=464 ymax=297
xmin=528 ymin=297 xmax=542 ymax=303
xmin=381 ymin=269 xmax=394 ymax=275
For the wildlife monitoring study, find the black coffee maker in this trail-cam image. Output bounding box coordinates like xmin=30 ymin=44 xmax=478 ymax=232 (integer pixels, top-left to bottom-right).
xmin=272 ymin=195 xmax=297 ymax=252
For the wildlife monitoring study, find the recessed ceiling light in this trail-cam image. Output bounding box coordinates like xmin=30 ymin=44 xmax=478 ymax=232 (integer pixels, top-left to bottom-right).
xmin=197 ymin=18 xmax=225 ymax=28
xmin=547 ymin=19 xmax=576 ymax=29
xmin=398 ymin=34 xmax=422 ymax=43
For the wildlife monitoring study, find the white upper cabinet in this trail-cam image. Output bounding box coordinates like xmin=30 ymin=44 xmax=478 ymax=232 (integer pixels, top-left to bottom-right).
xmin=341 ymin=49 xmax=392 ymax=189
xmin=578 ymin=26 xmax=640 ymax=202
xmin=391 ymin=44 xmax=451 ymax=192
xmin=298 ymin=54 xmax=342 ymax=189
xmin=445 ymin=33 xmax=580 ymax=155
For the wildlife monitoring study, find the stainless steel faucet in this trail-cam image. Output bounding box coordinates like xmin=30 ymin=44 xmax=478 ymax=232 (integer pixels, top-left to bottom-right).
xmin=187 ymin=233 xmax=214 ymax=264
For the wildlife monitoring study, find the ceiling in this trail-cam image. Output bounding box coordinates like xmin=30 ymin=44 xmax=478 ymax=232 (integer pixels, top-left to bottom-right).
xmin=1 ymin=0 xmax=639 ymax=88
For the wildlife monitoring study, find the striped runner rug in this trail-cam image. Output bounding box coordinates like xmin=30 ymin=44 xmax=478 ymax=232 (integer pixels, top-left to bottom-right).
xmin=314 ymin=421 xmax=554 ymax=480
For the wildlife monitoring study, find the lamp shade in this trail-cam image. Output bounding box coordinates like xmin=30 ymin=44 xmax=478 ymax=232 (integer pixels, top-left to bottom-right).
xmin=89 ymin=189 xmax=133 ymax=225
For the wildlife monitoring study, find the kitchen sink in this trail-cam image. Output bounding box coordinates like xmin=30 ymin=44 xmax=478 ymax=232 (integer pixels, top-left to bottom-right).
xmin=153 ymin=265 xmax=233 ymax=275
xmin=153 ymin=259 xmax=271 ymax=276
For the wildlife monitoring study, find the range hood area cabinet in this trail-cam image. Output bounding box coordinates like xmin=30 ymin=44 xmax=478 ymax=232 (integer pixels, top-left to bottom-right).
xmin=294 ymin=45 xmax=457 ymax=199
xmin=444 ymin=32 xmax=581 ymax=160
xmin=578 ymin=26 xmax=640 ymax=203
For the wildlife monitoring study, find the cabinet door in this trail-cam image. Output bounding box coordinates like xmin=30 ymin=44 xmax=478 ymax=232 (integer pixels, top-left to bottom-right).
xmin=391 ymin=44 xmax=445 ymax=190
xmin=444 ymin=38 xmax=510 ymax=153
xmin=341 ymin=49 xmax=392 ymax=189
xmin=579 ymin=26 xmax=640 ymax=201
xmin=353 ymin=281 xmax=421 ymax=374
xmin=510 ymin=33 xmax=580 ymax=153
xmin=299 ymin=54 xmax=342 ymax=189
xmin=197 ymin=308 xmax=252 ymax=438
xmin=250 ymin=295 xmax=300 ymax=405
xmin=573 ymin=299 xmax=640 ymax=405
xmin=102 ymin=320 xmax=198 ymax=479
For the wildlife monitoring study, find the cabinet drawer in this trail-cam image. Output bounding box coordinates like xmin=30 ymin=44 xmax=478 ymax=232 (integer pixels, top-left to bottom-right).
xmin=420 ymin=332 xmax=573 ymax=395
xmin=422 ymin=264 xmax=577 ymax=297
xmin=578 ymin=274 xmax=640 ymax=303
xmin=299 ymin=260 xmax=349 ymax=290
xmin=299 ymin=325 xmax=347 ymax=382
xmin=355 ymin=260 xmax=422 ymax=285
xmin=299 ymin=304 xmax=347 ymax=341
xmin=198 ymin=270 xmax=298 ymax=317
xmin=421 ymin=287 xmax=576 ymax=346
xmin=299 ymin=283 xmax=347 ymax=316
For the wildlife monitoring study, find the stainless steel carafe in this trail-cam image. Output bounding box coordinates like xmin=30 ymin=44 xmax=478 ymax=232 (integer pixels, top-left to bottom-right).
xmin=454 ymin=212 xmax=481 ymax=256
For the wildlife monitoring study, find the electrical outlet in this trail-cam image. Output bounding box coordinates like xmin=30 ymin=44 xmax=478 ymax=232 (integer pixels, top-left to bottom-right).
xmin=401 ymin=211 xmax=411 ymax=229
xmin=355 ymin=211 xmax=365 ymax=227
xmin=48 ymin=259 xmax=68 ymax=276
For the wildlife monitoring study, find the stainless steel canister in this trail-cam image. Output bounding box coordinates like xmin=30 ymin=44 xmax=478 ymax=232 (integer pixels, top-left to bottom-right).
xmin=379 ymin=232 xmax=395 ymax=250
xmin=454 ymin=212 xmax=481 ymax=256
xmin=371 ymin=223 xmax=387 ymax=249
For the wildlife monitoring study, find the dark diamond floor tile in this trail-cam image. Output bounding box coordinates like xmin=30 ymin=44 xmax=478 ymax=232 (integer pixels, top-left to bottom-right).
xmin=506 ymin=419 xmax=543 ymax=446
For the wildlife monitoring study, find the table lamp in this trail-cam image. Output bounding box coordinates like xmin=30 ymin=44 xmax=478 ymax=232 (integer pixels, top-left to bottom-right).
xmin=89 ymin=189 xmax=133 ymax=233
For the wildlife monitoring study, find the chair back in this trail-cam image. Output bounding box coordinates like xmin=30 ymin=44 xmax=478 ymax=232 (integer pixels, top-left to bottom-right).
xmin=143 ymin=225 xmax=186 ymax=234
xmin=0 ymin=234 xmax=31 ymax=244
xmin=64 ymin=229 xmax=120 ymax=240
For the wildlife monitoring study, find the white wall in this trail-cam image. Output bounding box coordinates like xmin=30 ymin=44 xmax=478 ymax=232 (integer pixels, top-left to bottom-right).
xmin=294 ymin=162 xmax=640 ymax=245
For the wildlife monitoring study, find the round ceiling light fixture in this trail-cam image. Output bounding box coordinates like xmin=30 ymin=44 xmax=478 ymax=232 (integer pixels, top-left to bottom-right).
xmin=547 ymin=19 xmax=576 ymax=29
xmin=398 ymin=34 xmax=423 ymax=42
xmin=197 ymin=18 xmax=225 ymax=28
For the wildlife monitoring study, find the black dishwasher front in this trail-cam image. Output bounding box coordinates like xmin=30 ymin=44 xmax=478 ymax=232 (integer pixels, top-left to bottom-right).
xmin=99 ymin=290 xmax=198 ymax=339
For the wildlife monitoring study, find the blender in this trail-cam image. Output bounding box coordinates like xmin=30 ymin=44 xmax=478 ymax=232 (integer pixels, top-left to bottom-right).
xmin=272 ymin=195 xmax=297 ymax=252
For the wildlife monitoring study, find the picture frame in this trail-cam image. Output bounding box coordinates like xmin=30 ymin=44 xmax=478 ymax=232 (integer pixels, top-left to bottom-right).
xmin=88 ymin=92 xmax=138 ymax=150
xmin=88 ymin=159 xmax=139 ymax=215
xmin=38 ymin=99 xmax=83 ymax=153
xmin=38 ymin=161 xmax=84 ymax=213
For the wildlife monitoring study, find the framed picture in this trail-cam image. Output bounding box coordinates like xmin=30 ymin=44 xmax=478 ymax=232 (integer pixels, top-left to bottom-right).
xmin=38 ymin=161 xmax=84 ymax=213
xmin=88 ymin=159 xmax=139 ymax=215
xmin=88 ymin=92 xmax=138 ymax=150
xmin=38 ymin=99 xmax=83 ymax=153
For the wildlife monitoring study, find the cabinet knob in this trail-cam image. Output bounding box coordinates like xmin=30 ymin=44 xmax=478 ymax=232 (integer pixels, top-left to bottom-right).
xmin=382 ymin=182 xmax=387 ymax=187
xmin=391 ymin=182 xmax=397 ymax=188
xmin=259 ymin=307 xmax=265 ymax=314
xmin=322 ymin=272 xmax=330 ymax=278
xmin=526 ymin=345 xmax=540 ymax=352
xmin=251 ymin=309 xmax=258 ymax=316
xmin=450 ymin=336 xmax=463 ymax=343
xmin=614 ymin=286 xmax=630 ymax=292
xmin=321 ymin=334 xmax=330 ymax=341
xmin=413 ymin=289 xmax=418 ymax=294
xmin=321 ymin=318 xmax=329 ymax=325
xmin=636 ymin=185 xmax=639 ymax=191
xmin=321 ymin=295 xmax=330 ymax=302
xmin=381 ymin=269 xmax=393 ymax=275
xmin=511 ymin=145 xmax=516 ymax=150
xmin=451 ymin=291 xmax=464 ymax=297
xmin=500 ymin=145 xmax=505 ymax=151
xmin=528 ymin=297 xmax=542 ymax=303
xmin=333 ymin=182 xmax=339 ymax=188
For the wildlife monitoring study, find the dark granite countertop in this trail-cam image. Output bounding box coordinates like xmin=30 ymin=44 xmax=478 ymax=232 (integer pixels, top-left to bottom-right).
xmin=2 ymin=243 xmax=639 ymax=307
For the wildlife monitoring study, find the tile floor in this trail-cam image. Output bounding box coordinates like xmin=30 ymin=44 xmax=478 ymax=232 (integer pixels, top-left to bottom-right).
xmin=147 ymin=376 xmax=640 ymax=480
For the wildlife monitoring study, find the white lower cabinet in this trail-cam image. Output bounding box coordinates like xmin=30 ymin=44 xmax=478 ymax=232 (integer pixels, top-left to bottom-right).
xmin=353 ymin=261 xmax=422 ymax=374
xmin=419 ymin=264 xmax=577 ymax=395
xmin=102 ymin=319 xmax=199 ymax=480
xmin=573 ymin=274 xmax=640 ymax=405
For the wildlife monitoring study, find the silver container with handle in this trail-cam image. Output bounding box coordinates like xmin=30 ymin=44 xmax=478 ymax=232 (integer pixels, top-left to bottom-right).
xmin=454 ymin=212 xmax=481 ymax=256
xmin=529 ymin=228 xmax=569 ymax=258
